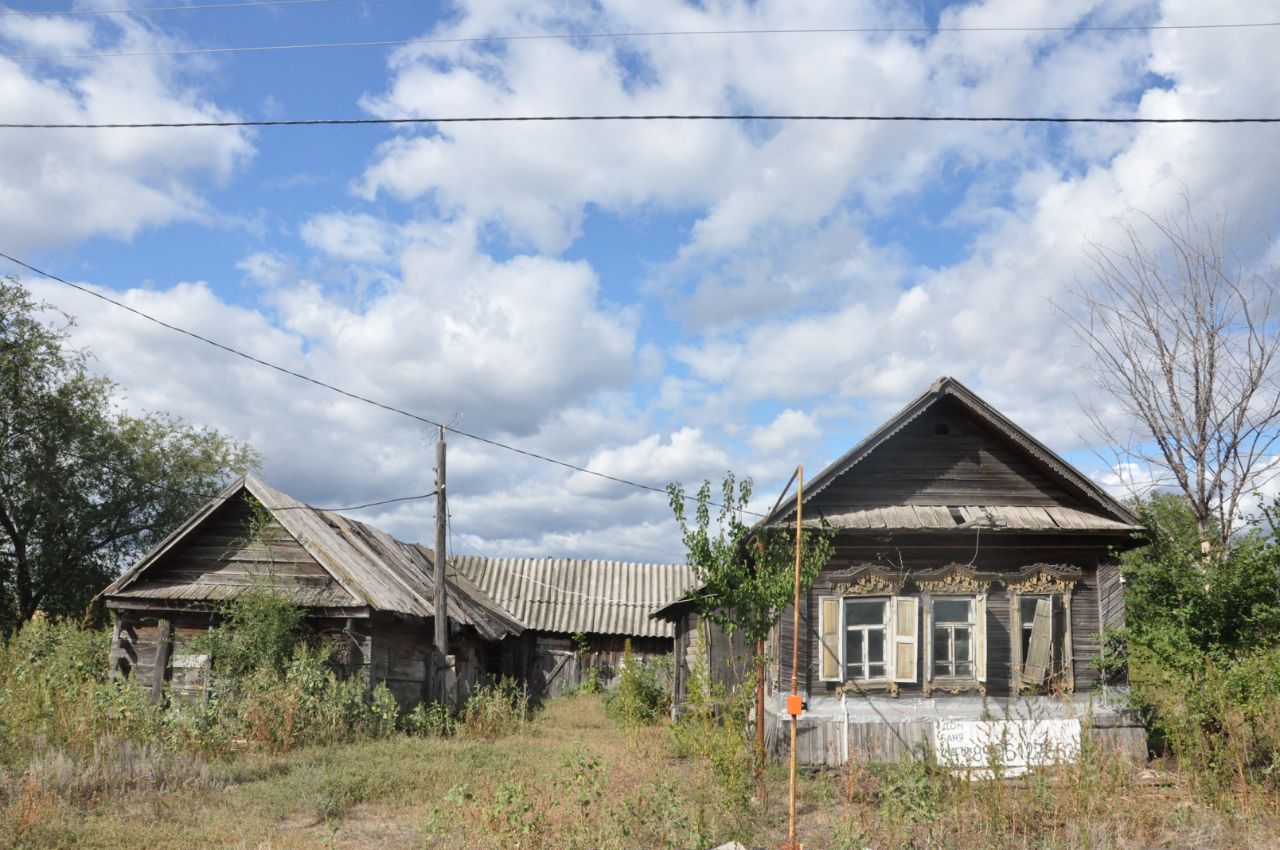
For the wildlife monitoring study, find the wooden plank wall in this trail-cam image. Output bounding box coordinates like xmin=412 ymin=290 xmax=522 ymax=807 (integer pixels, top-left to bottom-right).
xmin=140 ymin=498 xmax=335 ymax=592
xmin=813 ymin=399 xmax=1082 ymax=509
xmin=779 ymin=535 xmax=1128 ymax=700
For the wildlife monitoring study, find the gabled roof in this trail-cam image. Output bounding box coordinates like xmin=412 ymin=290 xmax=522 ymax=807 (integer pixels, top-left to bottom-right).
xmin=761 ymin=376 xmax=1141 ymax=532
xmin=451 ymin=556 xmax=696 ymax=639
xmin=101 ymin=475 xmax=523 ymax=641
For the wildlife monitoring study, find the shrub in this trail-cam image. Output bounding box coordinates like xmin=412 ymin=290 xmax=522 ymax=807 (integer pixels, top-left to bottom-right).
xmin=604 ymin=640 xmax=671 ymax=725
xmin=402 ymin=701 xmax=458 ymax=737
xmin=460 ymin=679 xmax=529 ymax=739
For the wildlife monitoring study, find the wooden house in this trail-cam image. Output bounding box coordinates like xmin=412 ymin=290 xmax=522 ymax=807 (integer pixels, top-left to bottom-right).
xmin=659 ymin=377 xmax=1147 ymax=767
xmin=100 ymin=475 xmax=522 ymax=706
xmin=453 ymin=556 xmax=696 ymax=697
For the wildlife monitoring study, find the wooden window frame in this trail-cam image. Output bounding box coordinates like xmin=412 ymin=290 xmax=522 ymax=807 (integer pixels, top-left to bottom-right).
xmin=842 ymin=597 xmax=892 ymax=684
xmin=1010 ymin=590 xmax=1075 ymax=694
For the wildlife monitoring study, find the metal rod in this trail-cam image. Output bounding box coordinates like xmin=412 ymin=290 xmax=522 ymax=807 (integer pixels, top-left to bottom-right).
xmin=786 ymin=465 xmax=804 ymax=850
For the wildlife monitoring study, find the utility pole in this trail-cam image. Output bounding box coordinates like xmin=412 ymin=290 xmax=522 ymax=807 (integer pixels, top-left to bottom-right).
xmin=434 ymin=426 xmax=448 ymax=655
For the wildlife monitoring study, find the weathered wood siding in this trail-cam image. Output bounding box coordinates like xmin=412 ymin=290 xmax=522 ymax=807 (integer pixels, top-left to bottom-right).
xmin=814 ymin=398 xmax=1087 ymax=509
xmin=778 ymin=534 xmax=1130 ymax=700
xmin=669 ymin=610 xmax=750 ymax=707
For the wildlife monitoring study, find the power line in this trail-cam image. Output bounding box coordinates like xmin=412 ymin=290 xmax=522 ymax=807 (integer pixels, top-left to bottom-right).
xmin=5 ymin=19 xmax=1279 ymax=60
xmin=0 ymin=0 xmax=336 ymax=15
xmin=0 ymin=251 xmax=731 ymax=511
xmin=4 ymin=113 xmax=1280 ymax=129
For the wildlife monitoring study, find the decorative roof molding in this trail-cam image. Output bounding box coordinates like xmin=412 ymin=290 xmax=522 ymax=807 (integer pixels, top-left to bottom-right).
xmin=1006 ymin=563 xmax=1082 ymax=595
xmin=914 ymin=563 xmax=997 ymax=594
xmin=828 ymin=564 xmax=906 ymax=597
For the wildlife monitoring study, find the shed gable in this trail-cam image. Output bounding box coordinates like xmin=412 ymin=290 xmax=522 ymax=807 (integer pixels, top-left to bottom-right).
xmin=113 ymin=495 xmax=358 ymax=607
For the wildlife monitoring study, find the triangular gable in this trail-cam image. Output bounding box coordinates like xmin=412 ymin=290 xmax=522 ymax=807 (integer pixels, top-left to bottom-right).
xmin=100 ymin=475 xmax=364 ymax=607
xmin=102 ymin=475 xmax=523 ymax=639
xmin=764 ymin=376 xmax=1140 ymax=530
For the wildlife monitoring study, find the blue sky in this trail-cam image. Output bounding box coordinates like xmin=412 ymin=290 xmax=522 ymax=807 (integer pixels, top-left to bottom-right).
xmin=4 ymin=0 xmax=1280 ymax=561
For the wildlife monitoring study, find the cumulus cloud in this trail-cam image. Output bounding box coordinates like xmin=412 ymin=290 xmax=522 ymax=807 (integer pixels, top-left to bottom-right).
xmin=16 ymin=0 xmax=1280 ymax=563
xmin=0 ymin=15 xmax=253 ymax=252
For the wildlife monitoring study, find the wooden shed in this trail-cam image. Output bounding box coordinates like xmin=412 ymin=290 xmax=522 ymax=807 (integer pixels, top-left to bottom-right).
xmin=100 ymin=475 xmax=523 ymax=707
xmin=661 ymin=377 xmax=1148 ymax=767
xmin=452 ymin=556 xmax=696 ymax=697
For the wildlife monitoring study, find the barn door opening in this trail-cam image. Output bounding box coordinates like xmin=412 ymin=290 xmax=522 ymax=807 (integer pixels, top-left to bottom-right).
xmin=531 ymin=638 xmax=580 ymax=699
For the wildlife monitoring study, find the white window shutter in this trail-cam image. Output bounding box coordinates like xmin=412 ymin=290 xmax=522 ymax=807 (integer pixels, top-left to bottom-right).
xmin=975 ymin=593 xmax=988 ymax=682
xmin=892 ymin=596 xmax=919 ymax=683
xmin=818 ymin=596 xmax=842 ymax=682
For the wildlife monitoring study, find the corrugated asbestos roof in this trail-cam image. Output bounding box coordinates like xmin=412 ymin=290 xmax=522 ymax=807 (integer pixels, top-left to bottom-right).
xmin=451 ymin=556 xmax=697 ymax=639
xmin=102 ymin=475 xmax=523 ymax=642
xmin=762 ymin=375 xmax=1142 ymax=532
xmin=805 ymin=504 xmax=1138 ymax=533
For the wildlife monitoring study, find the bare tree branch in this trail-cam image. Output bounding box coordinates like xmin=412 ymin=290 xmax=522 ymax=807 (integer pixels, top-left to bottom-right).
xmin=1058 ymin=196 xmax=1280 ymax=552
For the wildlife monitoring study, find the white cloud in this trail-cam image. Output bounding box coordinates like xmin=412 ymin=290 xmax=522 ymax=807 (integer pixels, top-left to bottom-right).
xmin=750 ymin=409 xmax=821 ymax=456
xmin=0 ymin=17 xmax=253 ymax=252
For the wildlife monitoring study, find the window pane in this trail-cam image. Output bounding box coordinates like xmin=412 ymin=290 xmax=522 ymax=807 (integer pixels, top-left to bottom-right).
xmin=846 ymin=630 xmax=863 ymax=677
xmin=934 ymin=659 xmax=950 ymax=677
xmin=1021 ymin=596 xmax=1041 ymax=623
xmin=868 ymin=628 xmax=885 ymax=663
xmin=934 ymin=599 xmax=972 ymax=623
xmin=955 ymin=626 xmax=971 ymax=661
xmin=955 ymin=661 xmax=973 ymax=677
xmin=846 ymin=599 xmax=887 ymax=626
xmin=868 ymin=663 xmax=886 ymax=678
xmin=933 ymin=627 xmax=950 ymax=661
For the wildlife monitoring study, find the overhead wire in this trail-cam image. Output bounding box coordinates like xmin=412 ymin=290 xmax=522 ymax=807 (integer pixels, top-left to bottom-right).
xmin=39 ymin=443 xmax=440 ymax=511
xmin=0 ymin=0 xmax=337 ymax=15
xmin=3 ymin=113 xmax=1279 ymax=129
xmin=0 ymin=250 xmax=753 ymax=514
xmin=5 ymin=19 xmax=1280 ymax=60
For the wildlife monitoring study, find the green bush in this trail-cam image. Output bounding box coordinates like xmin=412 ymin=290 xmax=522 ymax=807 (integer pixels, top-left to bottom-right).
xmin=1120 ymin=493 xmax=1280 ymax=788
xmin=460 ymin=679 xmax=529 ymax=739
xmin=603 ymin=640 xmax=671 ymax=725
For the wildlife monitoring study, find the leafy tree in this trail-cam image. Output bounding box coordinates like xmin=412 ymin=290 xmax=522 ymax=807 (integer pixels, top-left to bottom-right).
xmin=1122 ymin=492 xmax=1280 ymax=659
xmin=667 ymin=473 xmax=835 ymax=779
xmin=1119 ymin=492 xmax=1280 ymax=779
xmin=0 ymin=276 xmax=257 ymax=628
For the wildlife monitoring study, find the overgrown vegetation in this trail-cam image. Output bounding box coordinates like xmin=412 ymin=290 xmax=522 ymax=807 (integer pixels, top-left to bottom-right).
xmin=1117 ymin=492 xmax=1280 ymax=791
xmin=602 ymin=639 xmax=671 ymax=725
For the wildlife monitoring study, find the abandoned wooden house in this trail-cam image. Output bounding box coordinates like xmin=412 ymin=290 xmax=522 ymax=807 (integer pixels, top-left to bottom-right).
xmin=99 ymin=475 xmax=523 ymax=706
xmin=452 ymin=556 xmax=696 ymax=697
xmin=660 ymin=376 xmax=1147 ymax=768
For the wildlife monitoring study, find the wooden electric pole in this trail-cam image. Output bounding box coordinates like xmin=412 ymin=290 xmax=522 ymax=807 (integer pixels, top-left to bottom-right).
xmin=434 ymin=426 xmax=448 ymax=655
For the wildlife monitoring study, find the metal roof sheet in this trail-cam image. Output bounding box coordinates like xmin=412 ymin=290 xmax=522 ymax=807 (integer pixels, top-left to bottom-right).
xmin=451 ymin=556 xmax=697 ymax=639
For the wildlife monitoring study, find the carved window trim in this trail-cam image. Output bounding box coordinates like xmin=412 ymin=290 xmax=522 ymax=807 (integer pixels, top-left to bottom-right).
xmin=829 ymin=565 xmax=906 ymax=598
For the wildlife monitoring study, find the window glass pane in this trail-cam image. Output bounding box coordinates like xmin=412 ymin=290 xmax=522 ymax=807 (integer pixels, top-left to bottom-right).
xmin=868 ymin=663 xmax=885 ymax=678
xmin=846 ymin=630 xmax=863 ymax=677
xmin=934 ymin=598 xmax=972 ymax=623
xmin=1021 ymin=596 xmax=1041 ymax=623
xmin=955 ymin=661 xmax=973 ymax=677
xmin=933 ymin=627 xmax=950 ymax=660
xmin=846 ymin=599 xmax=887 ymax=626
xmin=868 ymin=628 xmax=885 ymax=663
xmin=934 ymin=659 xmax=950 ymax=677
xmin=955 ymin=626 xmax=971 ymax=661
